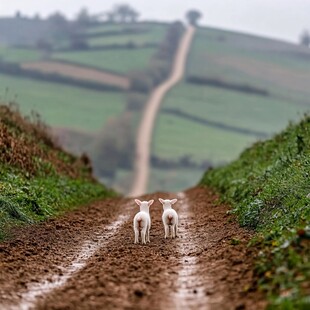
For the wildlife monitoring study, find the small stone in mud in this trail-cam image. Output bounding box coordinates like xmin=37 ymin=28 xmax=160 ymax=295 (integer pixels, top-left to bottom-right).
xmin=193 ymin=289 xmax=197 ymax=294
xmin=134 ymin=289 xmax=144 ymax=297
xmin=235 ymin=304 xmax=245 ymax=310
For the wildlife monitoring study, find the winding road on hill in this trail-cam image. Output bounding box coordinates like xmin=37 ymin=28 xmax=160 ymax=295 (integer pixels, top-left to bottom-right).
xmin=130 ymin=26 xmax=196 ymax=197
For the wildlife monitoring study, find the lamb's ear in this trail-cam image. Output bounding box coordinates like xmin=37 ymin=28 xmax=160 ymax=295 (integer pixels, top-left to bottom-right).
xmin=135 ymin=199 xmax=142 ymax=206
xmin=171 ymin=199 xmax=178 ymax=205
xmin=159 ymin=198 xmax=164 ymax=204
xmin=148 ymin=199 xmax=154 ymax=206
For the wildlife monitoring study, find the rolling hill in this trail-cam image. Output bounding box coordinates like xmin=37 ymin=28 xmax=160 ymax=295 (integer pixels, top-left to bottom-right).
xmin=2 ymin=16 xmax=310 ymax=194
xmin=150 ymin=26 xmax=310 ymax=193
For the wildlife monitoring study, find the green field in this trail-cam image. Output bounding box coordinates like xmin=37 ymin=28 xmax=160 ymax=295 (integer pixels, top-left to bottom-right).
xmin=0 ymin=47 xmax=42 ymax=63
xmin=87 ymin=26 xmax=167 ymax=47
xmin=52 ymin=22 xmax=168 ymax=74
xmin=150 ymin=26 xmax=310 ymax=192
xmin=0 ymin=22 xmax=168 ymax=76
xmin=148 ymin=168 xmax=203 ymax=193
xmin=83 ymin=23 xmax=125 ymax=34
xmin=53 ymin=47 xmax=156 ymax=74
xmin=152 ymin=113 xmax=256 ymax=163
xmin=160 ymin=82 xmax=308 ymax=134
xmin=187 ymin=27 xmax=310 ymax=103
xmin=0 ymin=74 xmax=125 ymax=131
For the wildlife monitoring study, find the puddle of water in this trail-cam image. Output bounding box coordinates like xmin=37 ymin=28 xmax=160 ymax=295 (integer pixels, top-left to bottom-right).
xmin=7 ymin=213 xmax=129 ymax=310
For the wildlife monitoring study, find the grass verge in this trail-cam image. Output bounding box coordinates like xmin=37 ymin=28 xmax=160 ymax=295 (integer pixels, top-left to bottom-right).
xmin=201 ymin=115 xmax=310 ymax=308
xmin=0 ymin=104 xmax=116 ymax=240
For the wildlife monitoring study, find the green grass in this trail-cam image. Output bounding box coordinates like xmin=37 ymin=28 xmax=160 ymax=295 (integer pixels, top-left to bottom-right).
xmin=53 ymin=48 xmax=156 ymax=74
xmin=153 ymin=113 xmax=256 ymax=164
xmin=83 ymin=23 xmax=125 ymax=34
xmin=0 ymin=104 xmax=116 ymax=240
xmin=151 ymin=26 xmax=310 ymax=194
xmin=188 ymin=27 xmax=310 ymax=103
xmin=0 ymin=73 xmax=125 ymax=131
xmin=0 ymin=47 xmax=42 ymax=63
xmin=201 ymin=116 xmax=310 ymax=308
xmin=148 ymin=168 xmax=203 ymax=193
xmin=53 ymin=23 xmax=168 ymax=73
xmin=0 ymin=164 xmax=111 ymax=240
xmin=161 ymin=82 xmax=308 ymax=134
xmin=87 ymin=27 xmax=166 ymax=47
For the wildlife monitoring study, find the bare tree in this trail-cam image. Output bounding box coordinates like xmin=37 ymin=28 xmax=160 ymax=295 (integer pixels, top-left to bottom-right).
xmin=186 ymin=9 xmax=202 ymax=26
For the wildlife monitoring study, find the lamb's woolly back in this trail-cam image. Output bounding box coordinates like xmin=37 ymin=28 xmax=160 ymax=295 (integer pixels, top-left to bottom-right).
xmin=133 ymin=199 xmax=154 ymax=244
xmin=159 ymin=198 xmax=179 ymax=239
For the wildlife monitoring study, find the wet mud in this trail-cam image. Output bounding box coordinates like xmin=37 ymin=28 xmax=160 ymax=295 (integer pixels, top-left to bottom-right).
xmin=0 ymin=188 xmax=266 ymax=309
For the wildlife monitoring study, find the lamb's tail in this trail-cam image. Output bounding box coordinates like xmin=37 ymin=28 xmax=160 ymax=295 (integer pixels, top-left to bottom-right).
xmin=137 ymin=217 xmax=142 ymax=229
xmin=168 ymin=215 xmax=173 ymax=225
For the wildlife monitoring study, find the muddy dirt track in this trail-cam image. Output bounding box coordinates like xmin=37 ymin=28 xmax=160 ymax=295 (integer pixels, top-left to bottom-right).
xmin=0 ymin=187 xmax=266 ymax=309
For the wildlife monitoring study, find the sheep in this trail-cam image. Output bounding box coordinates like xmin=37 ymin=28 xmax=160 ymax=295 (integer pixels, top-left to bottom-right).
xmin=133 ymin=199 xmax=154 ymax=244
xmin=159 ymin=198 xmax=179 ymax=239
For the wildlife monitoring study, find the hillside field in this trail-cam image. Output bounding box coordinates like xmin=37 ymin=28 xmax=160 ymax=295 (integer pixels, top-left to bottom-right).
xmin=150 ymin=26 xmax=310 ymax=192
xmin=0 ymin=74 xmax=125 ymax=132
xmin=52 ymin=48 xmax=156 ymax=74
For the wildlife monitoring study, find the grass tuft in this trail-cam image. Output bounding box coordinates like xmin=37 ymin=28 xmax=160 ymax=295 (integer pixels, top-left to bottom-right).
xmin=0 ymin=196 xmax=30 ymax=223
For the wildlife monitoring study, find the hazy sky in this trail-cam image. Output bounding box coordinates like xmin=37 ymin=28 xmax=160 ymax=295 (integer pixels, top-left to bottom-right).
xmin=0 ymin=0 xmax=309 ymax=43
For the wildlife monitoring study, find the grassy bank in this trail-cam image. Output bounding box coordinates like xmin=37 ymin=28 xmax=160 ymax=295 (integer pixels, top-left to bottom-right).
xmin=201 ymin=116 xmax=310 ymax=308
xmin=0 ymin=104 xmax=116 ymax=240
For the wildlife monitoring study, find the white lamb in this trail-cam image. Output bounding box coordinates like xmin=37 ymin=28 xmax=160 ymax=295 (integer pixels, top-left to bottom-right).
xmin=133 ymin=199 xmax=154 ymax=244
xmin=159 ymin=198 xmax=179 ymax=239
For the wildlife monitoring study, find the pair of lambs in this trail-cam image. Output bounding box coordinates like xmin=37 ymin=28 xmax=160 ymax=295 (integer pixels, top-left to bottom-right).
xmin=133 ymin=198 xmax=178 ymax=244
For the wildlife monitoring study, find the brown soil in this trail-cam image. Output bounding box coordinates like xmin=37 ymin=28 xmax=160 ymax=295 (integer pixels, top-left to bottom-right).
xmin=0 ymin=187 xmax=266 ymax=309
xmin=21 ymin=61 xmax=130 ymax=89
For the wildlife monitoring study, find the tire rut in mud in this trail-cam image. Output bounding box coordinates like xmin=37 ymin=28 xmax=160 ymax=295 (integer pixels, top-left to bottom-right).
xmin=0 ymin=188 xmax=266 ymax=309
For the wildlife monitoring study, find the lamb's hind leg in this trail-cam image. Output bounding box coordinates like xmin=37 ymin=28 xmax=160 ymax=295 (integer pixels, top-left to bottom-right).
xmin=147 ymin=225 xmax=150 ymax=243
xmin=164 ymin=224 xmax=169 ymax=239
xmin=141 ymin=228 xmax=147 ymax=244
xmin=134 ymin=228 xmax=139 ymax=244
xmin=175 ymin=220 xmax=179 ymax=237
xmin=172 ymin=224 xmax=176 ymax=238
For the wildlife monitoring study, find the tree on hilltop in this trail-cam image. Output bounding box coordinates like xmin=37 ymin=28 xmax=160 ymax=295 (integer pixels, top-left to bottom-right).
xmin=115 ymin=4 xmax=140 ymax=23
xmin=186 ymin=9 xmax=202 ymax=26
xmin=300 ymin=30 xmax=310 ymax=47
xmin=76 ymin=7 xmax=92 ymax=26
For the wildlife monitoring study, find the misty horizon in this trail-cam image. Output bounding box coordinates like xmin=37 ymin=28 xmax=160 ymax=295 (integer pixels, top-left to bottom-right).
xmin=0 ymin=0 xmax=310 ymax=44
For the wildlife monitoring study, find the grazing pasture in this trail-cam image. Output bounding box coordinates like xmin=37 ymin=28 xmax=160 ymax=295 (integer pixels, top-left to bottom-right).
xmin=52 ymin=48 xmax=156 ymax=74
xmin=0 ymin=73 xmax=125 ymax=131
xmin=150 ymin=27 xmax=310 ymax=192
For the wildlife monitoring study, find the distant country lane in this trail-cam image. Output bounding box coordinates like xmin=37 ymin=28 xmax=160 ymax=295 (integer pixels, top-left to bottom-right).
xmin=129 ymin=25 xmax=196 ymax=197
